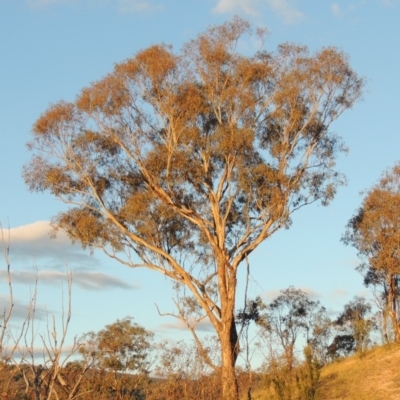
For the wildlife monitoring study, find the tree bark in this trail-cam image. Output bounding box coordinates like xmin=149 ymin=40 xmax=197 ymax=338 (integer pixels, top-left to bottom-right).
xmin=388 ymin=274 xmax=400 ymax=343
xmin=219 ymin=318 xmax=239 ymax=400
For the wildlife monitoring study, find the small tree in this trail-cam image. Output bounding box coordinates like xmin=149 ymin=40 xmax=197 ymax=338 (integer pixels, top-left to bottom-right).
xmin=296 ymin=345 xmax=320 ymax=400
xmin=80 ymin=317 xmax=153 ymax=400
xmin=260 ymin=287 xmax=328 ymax=371
xmin=148 ymin=337 xmax=222 ymax=400
xmin=343 ymin=163 xmax=400 ymax=342
xmin=24 ymin=18 xmax=363 ymax=400
xmin=326 ymin=334 xmax=355 ymax=360
xmin=236 ymin=296 xmax=264 ymax=400
xmin=333 ymin=296 xmax=375 ymax=356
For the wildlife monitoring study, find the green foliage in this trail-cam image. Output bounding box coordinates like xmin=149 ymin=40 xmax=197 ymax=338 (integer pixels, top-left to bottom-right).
xmin=342 ymin=163 xmax=400 ymax=343
xmin=96 ymin=317 xmax=153 ymax=374
xmin=296 ymin=346 xmax=320 ymax=400
xmin=79 ymin=317 xmax=154 ymax=400
xmin=334 ymin=296 xmax=375 ymax=356
xmin=261 ymin=346 xmax=320 ymax=400
xmin=258 ymin=287 xmax=330 ymax=370
xmin=327 ymin=334 xmax=356 ymax=359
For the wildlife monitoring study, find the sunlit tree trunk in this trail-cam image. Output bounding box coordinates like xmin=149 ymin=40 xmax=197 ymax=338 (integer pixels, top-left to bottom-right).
xmin=388 ymin=274 xmax=400 ymax=343
xmin=215 ymin=258 xmax=240 ymax=400
xmin=218 ymin=317 xmax=239 ymax=400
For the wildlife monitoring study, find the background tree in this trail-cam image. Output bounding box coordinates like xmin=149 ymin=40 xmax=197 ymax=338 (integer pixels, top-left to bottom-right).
xmin=331 ymin=296 xmax=375 ymax=357
xmin=259 ymin=287 xmax=328 ymax=371
xmin=236 ymin=296 xmax=264 ymax=400
xmin=343 ymin=163 xmax=400 ymax=342
xmin=24 ymin=18 xmax=363 ymax=400
xmin=147 ymin=337 xmax=222 ymax=400
xmin=79 ymin=317 xmax=153 ymax=400
xmin=326 ymin=334 xmax=355 ymax=360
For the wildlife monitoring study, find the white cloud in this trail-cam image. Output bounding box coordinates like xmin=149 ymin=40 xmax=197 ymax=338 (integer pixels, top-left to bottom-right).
xmin=262 ymin=287 xmax=321 ymax=302
xmin=213 ymin=0 xmax=304 ymax=24
xmin=0 ymin=269 xmax=134 ymax=291
xmin=331 ymin=2 xmax=341 ymax=16
xmin=331 ymin=2 xmax=371 ymax=17
xmin=159 ymin=318 xmax=213 ymax=332
xmin=330 ymin=288 xmax=349 ymax=299
xmin=2 ymin=221 xmax=96 ymax=268
xmin=213 ymin=0 xmax=259 ymax=15
xmin=117 ymin=0 xmax=162 ymax=13
xmin=1 ymin=221 xmax=137 ymax=290
xmin=262 ymin=289 xmax=282 ymax=302
xmin=265 ymin=0 xmax=304 ymax=24
xmin=1 ymin=341 xmax=80 ymax=361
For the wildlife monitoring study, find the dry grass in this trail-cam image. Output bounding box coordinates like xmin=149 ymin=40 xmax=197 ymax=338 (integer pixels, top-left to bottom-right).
xmin=249 ymin=344 xmax=400 ymax=400
xmin=315 ymin=344 xmax=400 ymax=400
xmin=3 ymin=344 xmax=400 ymax=399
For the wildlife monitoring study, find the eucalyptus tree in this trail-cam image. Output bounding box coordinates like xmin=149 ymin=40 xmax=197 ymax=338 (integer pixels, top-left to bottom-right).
xmin=343 ymin=163 xmax=400 ymax=342
xmin=330 ymin=296 xmax=375 ymax=356
xmin=260 ymin=287 xmax=328 ymax=371
xmin=79 ymin=317 xmax=153 ymax=399
xmin=24 ymin=18 xmax=363 ymax=400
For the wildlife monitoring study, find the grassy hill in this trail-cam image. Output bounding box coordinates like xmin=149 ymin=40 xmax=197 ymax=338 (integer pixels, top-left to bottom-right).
xmin=316 ymin=344 xmax=400 ymax=400
xmin=250 ymin=344 xmax=400 ymax=400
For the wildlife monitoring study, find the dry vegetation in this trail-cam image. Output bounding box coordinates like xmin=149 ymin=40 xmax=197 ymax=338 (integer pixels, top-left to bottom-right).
xmin=247 ymin=344 xmax=400 ymax=400
xmin=316 ymin=344 xmax=400 ymax=400
xmin=3 ymin=345 xmax=400 ymax=400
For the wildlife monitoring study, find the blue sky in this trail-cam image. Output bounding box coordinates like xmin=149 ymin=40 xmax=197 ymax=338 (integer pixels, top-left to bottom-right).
xmin=1 ymin=0 xmax=400 ymax=360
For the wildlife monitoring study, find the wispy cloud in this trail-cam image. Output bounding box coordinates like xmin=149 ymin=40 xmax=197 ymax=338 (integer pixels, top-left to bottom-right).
xmin=329 ymin=288 xmax=349 ymax=299
xmin=2 ymin=221 xmax=96 ymax=268
xmin=1 ymin=343 xmax=80 ymax=361
xmin=0 ymin=269 xmax=134 ymax=291
xmin=159 ymin=319 xmax=213 ymax=332
xmin=0 ymin=294 xmax=47 ymax=321
xmin=331 ymin=3 xmax=341 ymax=16
xmin=331 ymin=2 xmax=366 ymax=17
xmin=265 ymin=0 xmax=304 ymax=24
xmin=262 ymin=287 xmax=321 ymax=303
xmin=117 ymin=0 xmax=163 ymax=13
xmin=1 ymin=221 xmax=137 ymax=290
xmin=212 ymin=0 xmax=304 ymax=24
xmin=213 ymin=0 xmax=259 ymax=16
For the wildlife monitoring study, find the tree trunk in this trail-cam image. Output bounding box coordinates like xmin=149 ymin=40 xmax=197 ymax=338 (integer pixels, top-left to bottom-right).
xmin=283 ymin=342 xmax=295 ymax=371
xmin=382 ymin=307 xmax=389 ymax=343
xmin=219 ymin=316 xmax=239 ymax=400
xmin=388 ymin=274 xmax=400 ymax=342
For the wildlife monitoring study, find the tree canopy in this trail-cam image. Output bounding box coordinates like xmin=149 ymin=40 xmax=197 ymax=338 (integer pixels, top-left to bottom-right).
xmin=24 ymin=18 xmax=363 ymax=400
xmin=258 ymin=287 xmax=328 ymax=370
xmin=343 ymin=163 xmax=400 ymax=342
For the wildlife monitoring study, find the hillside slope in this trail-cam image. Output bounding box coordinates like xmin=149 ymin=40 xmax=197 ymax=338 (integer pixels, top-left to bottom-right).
xmin=250 ymin=344 xmax=400 ymax=400
xmin=316 ymin=344 xmax=400 ymax=399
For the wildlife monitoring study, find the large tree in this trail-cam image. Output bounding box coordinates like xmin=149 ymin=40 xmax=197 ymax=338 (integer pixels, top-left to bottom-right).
xmin=24 ymin=18 xmax=363 ymax=400
xmin=343 ymin=163 xmax=400 ymax=343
